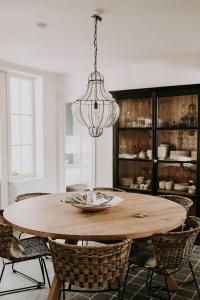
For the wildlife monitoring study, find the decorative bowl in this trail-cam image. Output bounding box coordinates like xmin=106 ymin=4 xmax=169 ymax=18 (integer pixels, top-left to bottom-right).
xmin=63 ymin=192 xmax=123 ymax=212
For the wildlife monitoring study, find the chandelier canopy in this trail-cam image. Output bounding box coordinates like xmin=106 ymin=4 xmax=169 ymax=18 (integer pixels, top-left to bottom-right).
xmin=72 ymin=13 xmax=120 ymax=137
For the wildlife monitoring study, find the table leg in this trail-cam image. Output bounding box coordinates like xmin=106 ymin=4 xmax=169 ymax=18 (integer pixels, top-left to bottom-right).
xmin=48 ymin=276 xmax=60 ymax=300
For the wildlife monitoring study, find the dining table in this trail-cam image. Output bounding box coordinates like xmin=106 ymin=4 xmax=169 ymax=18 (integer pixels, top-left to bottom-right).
xmin=3 ymin=191 xmax=186 ymax=300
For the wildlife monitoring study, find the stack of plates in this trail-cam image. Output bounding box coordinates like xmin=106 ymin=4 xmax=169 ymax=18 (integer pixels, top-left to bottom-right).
xmin=119 ymin=177 xmax=133 ymax=186
xmin=174 ymin=183 xmax=188 ymax=191
xmin=169 ymin=151 xmax=190 ymax=160
xmin=119 ymin=154 xmax=137 ymax=159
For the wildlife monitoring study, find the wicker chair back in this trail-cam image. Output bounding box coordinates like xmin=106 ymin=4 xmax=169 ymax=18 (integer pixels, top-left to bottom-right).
xmin=151 ymin=216 xmax=200 ymax=271
xmin=49 ymin=239 xmax=131 ymax=289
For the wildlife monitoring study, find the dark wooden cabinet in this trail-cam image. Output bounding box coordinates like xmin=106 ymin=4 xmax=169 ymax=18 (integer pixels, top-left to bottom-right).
xmin=111 ymin=84 xmax=200 ymax=216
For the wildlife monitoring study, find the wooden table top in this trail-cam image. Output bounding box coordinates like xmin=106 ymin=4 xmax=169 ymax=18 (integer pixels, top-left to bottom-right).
xmin=3 ymin=192 xmax=186 ymax=241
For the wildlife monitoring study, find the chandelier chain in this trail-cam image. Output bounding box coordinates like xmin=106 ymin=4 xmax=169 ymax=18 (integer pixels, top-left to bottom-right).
xmin=94 ymin=16 xmax=98 ymax=73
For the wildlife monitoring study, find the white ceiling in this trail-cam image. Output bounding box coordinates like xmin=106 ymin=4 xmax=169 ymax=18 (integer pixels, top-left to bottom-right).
xmin=0 ymin=0 xmax=200 ymax=73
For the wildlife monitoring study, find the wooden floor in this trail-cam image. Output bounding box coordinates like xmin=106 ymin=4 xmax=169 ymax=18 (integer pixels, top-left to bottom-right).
xmin=1 ymin=246 xmax=200 ymax=300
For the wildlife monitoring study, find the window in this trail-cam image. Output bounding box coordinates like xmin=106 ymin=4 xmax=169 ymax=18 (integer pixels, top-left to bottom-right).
xmin=65 ymin=103 xmax=92 ymax=188
xmin=8 ymin=74 xmax=34 ymax=178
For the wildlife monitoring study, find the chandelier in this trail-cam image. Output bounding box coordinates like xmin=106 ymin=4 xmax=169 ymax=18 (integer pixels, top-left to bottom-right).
xmin=72 ymin=12 xmax=120 ymax=137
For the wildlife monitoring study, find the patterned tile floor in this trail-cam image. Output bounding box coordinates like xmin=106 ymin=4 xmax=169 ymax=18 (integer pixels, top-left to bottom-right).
xmin=1 ymin=246 xmax=200 ymax=300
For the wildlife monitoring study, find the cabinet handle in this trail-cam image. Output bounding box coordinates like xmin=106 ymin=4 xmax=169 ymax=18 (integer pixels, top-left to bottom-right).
xmin=154 ymin=159 xmax=158 ymax=163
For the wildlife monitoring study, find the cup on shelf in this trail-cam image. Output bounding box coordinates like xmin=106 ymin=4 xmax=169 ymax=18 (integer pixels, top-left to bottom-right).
xmin=188 ymin=185 xmax=196 ymax=194
xmin=136 ymin=176 xmax=145 ymax=184
xmin=131 ymin=121 xmax=138 ymax=127
xmin=165 ymin=181 xmax=174 ymax=190
xmin=143 ymin=183 xmax=149 ymax=190
xmin=158 ymin=118 xmax=164 ymax=127
xmin=137 ymin=117 xmax=145 ymax=127
xmin=144 ymin=118 xmax=151 ymax=127
xmin=147 ymin=150 xmax=152 ymax=159
xmin=146 ymin=179 xmax=151 ymax=188
xmin=139 ymin=150 xmax=146 ymax=159
xmin=159 ymin=180 xmax=166 ymax=189
xmin=158 ymin=146 xmax=167 ymax=160
xmin=191 ymin=151 xmax=197 ymax=161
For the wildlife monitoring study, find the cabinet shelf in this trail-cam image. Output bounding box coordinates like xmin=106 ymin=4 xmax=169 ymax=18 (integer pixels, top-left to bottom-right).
xmin=158 ymin=189 xmax=196 ymax=198
xmin=118 ymin=158 xmax=197 ymax=164
xmin=119 ymin=158 xmax=152 ymax=162
xmin=119 ymin=127 xmax=152 ymax=131
xmin=157 ymin=159 xmax=197 ymax=164
xmin=157 ymin=126 xmax=197 ymax=131
xmin=119 ymin=186 xmax=151 ymax=194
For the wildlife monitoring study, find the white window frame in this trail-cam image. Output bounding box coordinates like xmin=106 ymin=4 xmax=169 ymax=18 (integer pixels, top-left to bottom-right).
xmin=7 ymin=72 xmax=36 ymax=181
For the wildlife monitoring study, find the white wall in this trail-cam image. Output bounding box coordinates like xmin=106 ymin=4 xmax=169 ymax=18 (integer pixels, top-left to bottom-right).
xmin=67 ymin=60 xmax=200 ymax=187
xmin=0 ymin=60 xmax=67 ymax=205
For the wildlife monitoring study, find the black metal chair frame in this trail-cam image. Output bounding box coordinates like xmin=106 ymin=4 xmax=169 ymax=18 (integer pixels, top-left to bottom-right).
xmin=58 ymin=281 xmax=127 ymax=300
xmin=145 ymin=260 xmax=200 ymax=300
xmin=0 ymin=254 xmax=50 ymax=296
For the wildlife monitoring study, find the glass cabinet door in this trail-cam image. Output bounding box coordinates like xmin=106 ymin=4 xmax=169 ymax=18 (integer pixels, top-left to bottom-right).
xmin=118 ymin=97 xmax=153 ymax=193
xmin=156 ymin=94 xmax=198 ymax=199
xmin=119 ymin=97 xmax=152 ymax=128
xmin=157 ymin=94 xmax=198 ymax=128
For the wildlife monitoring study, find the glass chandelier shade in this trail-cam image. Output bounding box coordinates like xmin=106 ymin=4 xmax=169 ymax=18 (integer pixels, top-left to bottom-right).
xmin=72 ymin=14 xmax=120 ymax=138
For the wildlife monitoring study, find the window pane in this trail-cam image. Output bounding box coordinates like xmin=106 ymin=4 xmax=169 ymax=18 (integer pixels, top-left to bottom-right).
xmin=21 ymin=146 xmax=32 ymax=174
xmin=20 ymin=79 xmax=32 ymax=115
xmin=9 ymin=75 xmax=34 ymax=178
xmin=21 ymin=116 xmax=32 ymax=144
xmin=11 ymin=115 xmax=20 ymax=145
xmin=10 ymin=78 xmax=20 ymax=114
xmin=11 ymin=146 xmax=21 ymax=176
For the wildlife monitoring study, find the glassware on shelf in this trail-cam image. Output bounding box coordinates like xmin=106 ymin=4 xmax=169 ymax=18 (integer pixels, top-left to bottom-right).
xmin=119 ymin=145 xmax=128 ymax=154
xmin=125 ymin=111 xmax=131 ymax=127
xmin=147 ymin=150 xmax=152 ymax=159
xmin=137 ymin=116 xmax=145 ymax=127
xmin=180 ymin=103 xmax=197 ymax=127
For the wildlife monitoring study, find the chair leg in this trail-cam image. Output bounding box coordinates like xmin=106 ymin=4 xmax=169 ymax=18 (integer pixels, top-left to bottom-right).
xmin=63 ymin=282 xmax=65 ymax=300
xmin=146 ymin=269 xmax=150 ymax=288
xmin=58 ymin=289 xmax=63 ymax=300
xmin=121 ymin=264 xmax=130 ymax=300
xmin=147 ymin=270 xmax=154 ymax=295
xmin=164 ymin=274 xmax=171 ymax=300
xmin=39 ymin=258 xmax=46 ymax=285
xmin=0 ymin=260 xmax=46 ymax=296
xmin=41 ymin=257 xmax=51 ymax=288
xmin=0 ymin=262 xmax=5 ymax=282
xmin=189 ymin=260 xmax=200 ymax=298
xmin=118 ymin=281 xmax=121 ymax=300
xmin=12 ymin=259 xmax=45 ymax=286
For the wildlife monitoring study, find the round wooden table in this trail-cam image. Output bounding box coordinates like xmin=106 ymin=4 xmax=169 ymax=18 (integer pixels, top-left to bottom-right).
xmin=4 ymin=192 xmax=186 ymax=241
xmin=3 ymin=192 xmax=186 ymax=299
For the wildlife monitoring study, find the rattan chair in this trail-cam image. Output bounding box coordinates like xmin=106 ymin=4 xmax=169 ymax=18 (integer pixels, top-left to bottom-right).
xmin=49 ymin=239 xmax=131 ymax=300
xmin=0 ymin=219 xmax=50 ymax=296
xmin=160 ymin=195 xmax=193 ymax=213
xmin=86 ymin=187 xmax=126 ymax=192
xmin=142 ymin=216 xmax=200 ymax=300
xmin=15 ymin=192 xmax=50 ymax=239
xmin=15 ymin=192 xmax=50 ymax=202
